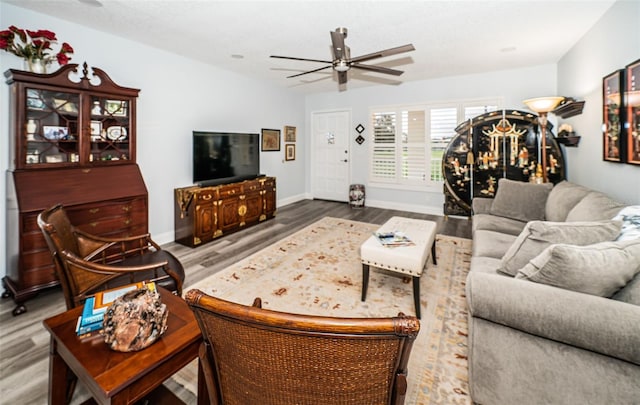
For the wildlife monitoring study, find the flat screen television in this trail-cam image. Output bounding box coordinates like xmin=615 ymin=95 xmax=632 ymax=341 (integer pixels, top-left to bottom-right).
xmin=193 ymin=131 xmax=261 ymax=186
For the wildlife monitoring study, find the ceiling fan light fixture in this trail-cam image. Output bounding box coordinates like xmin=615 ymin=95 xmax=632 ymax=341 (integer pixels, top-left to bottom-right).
xmin=333 ymin=60 xmax=350 ymax=72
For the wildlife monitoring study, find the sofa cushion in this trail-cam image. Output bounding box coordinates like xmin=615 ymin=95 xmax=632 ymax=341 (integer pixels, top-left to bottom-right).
xmin=612 ymin=272 xmax=640 ymax=305
xmin=613 ymin=205 xmax=640 ymax=241
xmin=498 ymin=220 xmax=622 ymax=276
xmin=472 ymin=197 xmax=494 ymax=216
xmin=516 ymin=240 xmax=640 ymax=297
xmin=472 ymin=213 xmax=527 ymax=236
xmin=470 ymin=256 xmax=504 ymax=274
xmin=473 ymin=230 xmax=518 ymax=259
xmin=490 ymin=178 xmax=553 ymax=222
xmin=545 ymin=181 xmax=592 ymax=222
xmin=565 ymin=191 xmax=627 ymax=222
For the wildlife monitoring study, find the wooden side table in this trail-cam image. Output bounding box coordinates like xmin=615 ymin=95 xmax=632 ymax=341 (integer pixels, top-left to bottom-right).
xmin=43 ymin=288 xmax=206 ymax=405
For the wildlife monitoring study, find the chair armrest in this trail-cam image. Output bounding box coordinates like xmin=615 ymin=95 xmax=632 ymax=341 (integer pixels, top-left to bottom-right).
xmin=466 ymin=271 xmax=640 ymax=365
xmin=472 ymin=198 xmax=493 ymax=215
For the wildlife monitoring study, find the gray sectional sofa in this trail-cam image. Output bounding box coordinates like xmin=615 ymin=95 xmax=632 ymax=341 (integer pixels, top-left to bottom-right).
xmin=465 ymin=179 xmax=640 ymax=405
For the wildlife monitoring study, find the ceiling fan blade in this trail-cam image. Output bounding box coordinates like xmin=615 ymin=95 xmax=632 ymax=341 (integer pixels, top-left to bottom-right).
xmin=350 ymin=44 xmax=415 ymax=63
xmin=271 ymin=55 xmax=333 ymax=64
xmin=351 ymin=63 xmax=404 ymax=76
xmin=338 ymin=71 xmax=348 ymax=85
xmin=330 ymin=29 xmax=347 ymax=60
xmin=286 ymin=65 xmax=332 ymax=79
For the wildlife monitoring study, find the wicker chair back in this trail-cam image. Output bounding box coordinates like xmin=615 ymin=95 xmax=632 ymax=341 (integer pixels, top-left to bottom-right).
xmin=185 ymin=289 xmax=420 ymax=405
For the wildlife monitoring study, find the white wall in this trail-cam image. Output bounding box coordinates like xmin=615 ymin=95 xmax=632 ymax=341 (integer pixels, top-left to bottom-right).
xmin=0 ymin=3 xmax=306 ymax=281
xmin=557 ymin=0 xmax=640 ymax=205
xmin=305 ymin=64 xmax=558 ymax=213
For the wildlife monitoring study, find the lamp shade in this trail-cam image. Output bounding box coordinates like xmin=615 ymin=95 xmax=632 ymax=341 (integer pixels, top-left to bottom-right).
xmin=523 ymin=97 xmax=565 ymax=113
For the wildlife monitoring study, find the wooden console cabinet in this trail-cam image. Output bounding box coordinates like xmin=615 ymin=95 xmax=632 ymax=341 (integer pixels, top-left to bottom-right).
xmin=174 ymin=177 xmax=276 ymax=248
xmin=3 ymin=63 xmax=147 ymax=315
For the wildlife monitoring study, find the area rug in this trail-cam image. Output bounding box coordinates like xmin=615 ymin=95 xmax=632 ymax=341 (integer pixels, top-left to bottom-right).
xmin=175 ymin=216 xmax=473 ymax=404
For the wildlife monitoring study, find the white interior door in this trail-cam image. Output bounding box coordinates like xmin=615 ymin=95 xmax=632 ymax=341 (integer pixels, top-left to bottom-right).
xmin=311 ymin=110 xmax=351 ymax=202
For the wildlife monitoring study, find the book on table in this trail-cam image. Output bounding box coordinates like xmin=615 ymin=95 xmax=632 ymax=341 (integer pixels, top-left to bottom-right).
xmin=374 ymin=231 xmax=415 ymax=247
xmin=76 ymin=281 xmax=157 ymax=336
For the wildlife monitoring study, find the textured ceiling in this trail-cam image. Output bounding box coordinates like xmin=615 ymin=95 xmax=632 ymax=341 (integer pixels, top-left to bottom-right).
xmin=5 ymin=0 xmax=616 ymax=94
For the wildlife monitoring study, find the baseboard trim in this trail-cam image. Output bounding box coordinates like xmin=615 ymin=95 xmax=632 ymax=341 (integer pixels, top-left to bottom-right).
xmin=365 ymin=198 xmax=445 ymax=216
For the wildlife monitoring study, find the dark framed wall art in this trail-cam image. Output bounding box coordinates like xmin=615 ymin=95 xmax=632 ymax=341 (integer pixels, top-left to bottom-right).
xmin=603 ymin=69 xmax=625 ymax=162
xmin=625 ymin=59 xmax=640 ymax=165
xmin=261 ymin=128 xmax=281 ymax=151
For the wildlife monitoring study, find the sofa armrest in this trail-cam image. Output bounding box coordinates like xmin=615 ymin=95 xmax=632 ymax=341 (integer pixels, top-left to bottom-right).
xmin=472 ymin=198 xmax=493 ymax=215
xmin=466 ymin=271 xmax=640 ymax=365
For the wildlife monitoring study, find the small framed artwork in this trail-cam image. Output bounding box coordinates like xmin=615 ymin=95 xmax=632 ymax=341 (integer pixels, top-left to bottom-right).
xmin=43 ymin=125 xmax=68 ymax=140
xmin=285 ymin=144 xmax=295 ymax=161
xmin=602 ymin=69 xmax=625 ymax=162
xmin=104 ymin=100 xmax=128 ymax=116
xmin=284 ymin=126 xmax=297 ymax=142
xmin=261 ymin=128 xmax=281 ymax=151
xmin=90 ymin=121 xmax=102 ymax=136
xmin=625 ymin=59 xmax=640 ymax=165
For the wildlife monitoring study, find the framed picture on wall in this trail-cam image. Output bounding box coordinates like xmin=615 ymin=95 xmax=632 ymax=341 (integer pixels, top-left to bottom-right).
xmin=284 ymin=126 xmax=297 ymax=142
xmin=285 ymin=144 xmax=295 ymax=161
xmin=261 ymin=128 xmax=281 ymax=151
xmin=602 ymin=69 xmax=626 ymax=162
xmin=625 ymin=59 xmax=640 ymax=165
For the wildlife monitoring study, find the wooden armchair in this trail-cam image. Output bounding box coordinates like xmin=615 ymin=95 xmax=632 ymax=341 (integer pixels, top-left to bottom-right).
xmin=185 ymin=289 xmax=420 ymax=405
xmin=38 ymin=203 xmax=185 ymax=310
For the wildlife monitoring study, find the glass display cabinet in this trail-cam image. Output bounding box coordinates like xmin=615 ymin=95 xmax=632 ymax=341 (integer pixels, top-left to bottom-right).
xmin=3 ymin=63 xmax=148 ymax=315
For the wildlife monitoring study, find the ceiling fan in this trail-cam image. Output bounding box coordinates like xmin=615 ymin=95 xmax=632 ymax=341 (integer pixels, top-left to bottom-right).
xmin=271 ymin=27 xmax=415 ymax=86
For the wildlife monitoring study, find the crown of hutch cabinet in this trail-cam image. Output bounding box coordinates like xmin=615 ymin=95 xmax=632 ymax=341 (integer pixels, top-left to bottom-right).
xmin=3 ymin=63 xmax=148 ymax=316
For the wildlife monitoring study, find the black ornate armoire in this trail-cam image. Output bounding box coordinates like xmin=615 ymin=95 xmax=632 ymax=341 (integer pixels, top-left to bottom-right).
xmin=443 ymin=109 xmax=566 ymax=216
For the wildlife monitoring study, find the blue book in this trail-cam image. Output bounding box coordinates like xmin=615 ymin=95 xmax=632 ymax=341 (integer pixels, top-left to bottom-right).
xmin=76 ymin=316 xmax=103 ymax=336
xmin=80 ymin=297 xmax=104 ymax=327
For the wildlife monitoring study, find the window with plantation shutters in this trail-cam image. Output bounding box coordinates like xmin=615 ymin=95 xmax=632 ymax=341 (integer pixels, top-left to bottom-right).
xmin=372 ymin=112 xmax=397 ymax=181
xmin=370 ymin=99 xmax=501 ymax=188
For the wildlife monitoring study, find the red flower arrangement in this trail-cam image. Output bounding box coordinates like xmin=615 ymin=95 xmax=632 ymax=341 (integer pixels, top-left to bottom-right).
xmin=0 ymin=26 xmax=74 ymax=65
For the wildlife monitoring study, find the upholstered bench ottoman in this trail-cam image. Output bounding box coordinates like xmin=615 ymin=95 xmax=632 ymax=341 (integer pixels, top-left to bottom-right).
xmin=360 ymin=216 xmax=437 ymax=318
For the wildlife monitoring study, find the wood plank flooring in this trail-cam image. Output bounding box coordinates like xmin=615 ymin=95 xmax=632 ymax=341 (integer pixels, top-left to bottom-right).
xmin=0 ymin=199 xmax=471 ymax=404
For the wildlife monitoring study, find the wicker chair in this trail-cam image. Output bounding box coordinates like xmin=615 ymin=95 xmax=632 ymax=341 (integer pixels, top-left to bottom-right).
xmin=185 ymin=289 xmax=421 ymax=405
xmin=37 ymin=203 xmax=185 ymax=310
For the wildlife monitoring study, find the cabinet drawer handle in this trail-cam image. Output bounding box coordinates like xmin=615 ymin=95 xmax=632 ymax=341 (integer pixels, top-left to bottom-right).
xmin=202 ymin=194 xmax=212 ymax=201
xmin=122 ymin=205 xmax=131 ymax=212
xmin=90 ymin=208 xmax=100 ymax=214
xmin=90 ymin=222 xmax=98 ymax=228
xmin=123 ymin=219 xmax=131 ymax=225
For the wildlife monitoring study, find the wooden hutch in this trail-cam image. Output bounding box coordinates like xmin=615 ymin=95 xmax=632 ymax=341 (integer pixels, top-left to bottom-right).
xmin=3 ymin=63 xmax=147 ymax=315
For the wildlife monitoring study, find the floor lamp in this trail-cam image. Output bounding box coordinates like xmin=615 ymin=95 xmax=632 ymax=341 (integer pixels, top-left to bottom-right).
xmin=523 ymin=97 xmax=564 ymax=183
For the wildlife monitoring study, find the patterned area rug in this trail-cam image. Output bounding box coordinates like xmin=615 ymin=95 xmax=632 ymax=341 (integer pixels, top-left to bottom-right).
xmin=175 ymin=216 xmax=473 ymax=404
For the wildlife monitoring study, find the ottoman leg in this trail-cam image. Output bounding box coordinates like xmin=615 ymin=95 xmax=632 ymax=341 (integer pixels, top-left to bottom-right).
xmin=431 ymin=240 xmax=437 ymax=265
xmin=361 ymin=263 xmax=370 ymax=301
xmin=412 ymin=276 xmax=421 ymax=319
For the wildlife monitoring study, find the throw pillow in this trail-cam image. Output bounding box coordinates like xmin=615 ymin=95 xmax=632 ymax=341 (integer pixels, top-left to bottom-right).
xmin=613 ymin=206 xmax=640 ymax=241
xmin=498 ymin=220 xmax=622 ymax=276
xmin=565 ymin=191 xmax=627 ymax=222
xmin=544 ymin=181 xmax=592 ymax=222
xmin=490 ymin=178 xmax=553 ymax=222
xmin=515 ymin=240 xmax=640 ymax=297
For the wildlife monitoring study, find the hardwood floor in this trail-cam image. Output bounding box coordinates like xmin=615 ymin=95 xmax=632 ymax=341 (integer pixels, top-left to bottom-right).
xmin=0 ymin=199 xmax=471 ymax=404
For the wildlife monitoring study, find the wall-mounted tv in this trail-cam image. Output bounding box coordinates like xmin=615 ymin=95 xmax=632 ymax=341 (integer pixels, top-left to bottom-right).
xmin=193 ymin=131 xmax=261 ymax=186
